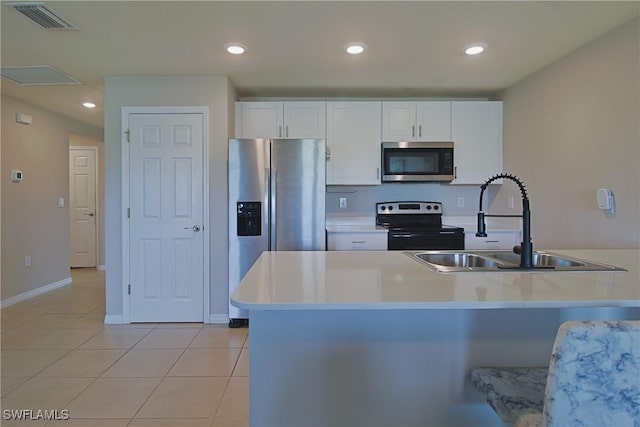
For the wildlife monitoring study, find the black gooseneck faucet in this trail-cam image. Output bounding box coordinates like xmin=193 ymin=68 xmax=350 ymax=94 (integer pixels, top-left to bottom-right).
xmin=476 ymin=174 xmax=533 ymax=269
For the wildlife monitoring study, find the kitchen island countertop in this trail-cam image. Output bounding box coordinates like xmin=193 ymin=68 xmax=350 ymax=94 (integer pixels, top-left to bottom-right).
xmin=231 ymin=249 xmax=640 ymax=310
xmin=234 ymin=249 xmax=639 ymax=427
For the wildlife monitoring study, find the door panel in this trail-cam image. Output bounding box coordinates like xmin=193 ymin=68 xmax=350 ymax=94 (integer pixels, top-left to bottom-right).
xmin=271 ymin=139 xmax=326 ymax=251
xmin=69 ymin=148 xmax=97 ymax=267
xmin=227 ymin=139 xmax=269 ymax=319
xmin=129 ymin=113 xmax=204 ymax=322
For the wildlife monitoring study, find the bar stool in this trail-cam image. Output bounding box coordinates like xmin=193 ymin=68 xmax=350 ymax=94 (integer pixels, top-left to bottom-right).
xmin=471 ymin=320 xmax=640 ymax=427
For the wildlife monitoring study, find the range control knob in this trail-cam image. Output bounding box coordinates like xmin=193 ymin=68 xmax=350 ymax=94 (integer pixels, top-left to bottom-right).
xmin=433 ymin=205 xmax=440 ymax=211
xmin=426 ymin=205 xmax=432 ymax=210
xmin=380 ymin=206 xmax=386 ymax=211
xmin=388 ymin=206 xmax=393 ymax=211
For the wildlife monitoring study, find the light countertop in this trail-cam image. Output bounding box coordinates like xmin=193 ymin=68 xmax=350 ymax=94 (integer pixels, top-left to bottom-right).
xmin=325 ymin=216 xmax=387 ymax=233
xmin=231 ymin=249 xmax=640 ymax=310
xmin=325 ymin=215 xmax=521 ymax=233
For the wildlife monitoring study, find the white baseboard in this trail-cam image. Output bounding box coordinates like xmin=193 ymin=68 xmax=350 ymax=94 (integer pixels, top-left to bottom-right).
xmin=104 ymin=315 xmax=126 ymax=324
xmin=208 ymin=314 xmax=229 ymax=324
xmin=97 ymin=265 xmax=106 ymax=271
xmin=104 ymin=314 xmax=227 ymax=324
xmin=1 ymin=277 xmax=72 ymax=309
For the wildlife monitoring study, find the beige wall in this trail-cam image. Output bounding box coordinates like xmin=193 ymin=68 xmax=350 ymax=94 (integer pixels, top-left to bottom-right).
xmin=103 ymin=76 xmax=234 ymax=322
xmin=496 ymin=17 xmax=639 ymax=249
xmin=69 ymin=134 xmax=105 ymax=267
xmin=1 ymin=95 xmax=103 ymax=302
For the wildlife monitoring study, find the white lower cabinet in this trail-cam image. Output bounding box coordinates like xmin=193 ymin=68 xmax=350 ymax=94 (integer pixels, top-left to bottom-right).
xmin=327 ymin=231 xmax=388 ymax=251
xmin=464 ymin=231 xmax=520 ymax=250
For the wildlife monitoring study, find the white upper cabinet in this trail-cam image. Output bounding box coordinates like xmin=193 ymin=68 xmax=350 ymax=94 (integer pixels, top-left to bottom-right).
xmin=382 ymin=101 xmax=451 ymax=141
xmin=235 ymin=102 xmax=326 ymax=139
xmin=450 ymin=101 xmax=503 ymax=185
xmin=326 ymin=102 xmax=382 ymax=185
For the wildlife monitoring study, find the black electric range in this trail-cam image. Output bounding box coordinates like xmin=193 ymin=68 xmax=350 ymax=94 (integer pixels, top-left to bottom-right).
xmin=376 ymin=201 xmax=465 ymax=250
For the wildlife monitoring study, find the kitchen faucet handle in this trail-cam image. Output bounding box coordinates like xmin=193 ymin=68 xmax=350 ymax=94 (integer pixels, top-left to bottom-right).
xmin=476 ymin=212 xmax=487 ymax=237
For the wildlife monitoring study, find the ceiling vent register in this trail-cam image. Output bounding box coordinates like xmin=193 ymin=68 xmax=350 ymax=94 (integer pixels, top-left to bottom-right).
xmin=5 ymin=2 xmax=78 ymax=30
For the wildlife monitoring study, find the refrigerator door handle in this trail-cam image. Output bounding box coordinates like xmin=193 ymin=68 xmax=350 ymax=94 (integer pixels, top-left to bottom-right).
xmin=264 ymin=168 xmax=271 ymax=250
xmin=270 ymin=169 xmax=277 ymax=251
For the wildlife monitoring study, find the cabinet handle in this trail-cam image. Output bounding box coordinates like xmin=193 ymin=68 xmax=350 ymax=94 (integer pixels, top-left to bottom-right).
xmin=285 ymin=125 xmax=289 ymax=138
xmin=418 ymin=124 xmax=422 ymax=137
xmin=376 ymin=167 xmax=380 ymax=179
xmin=279 ymin=125 xmax=282 ymax=137
xmin=326 ymin=146 xmax=331 ymax=161
xmin=412 ymin=125 xmax=415 ymax=138
xmin=454 ymin=166 xmax=457 ymax=179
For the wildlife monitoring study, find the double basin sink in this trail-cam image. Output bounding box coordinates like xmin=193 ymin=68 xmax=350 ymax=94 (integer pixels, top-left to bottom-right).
xmin=407 ymin=250 xmax=626 ymax=273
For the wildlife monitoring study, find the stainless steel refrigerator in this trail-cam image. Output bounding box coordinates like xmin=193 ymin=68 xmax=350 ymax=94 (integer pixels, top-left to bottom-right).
xmin=228 ymin=138 xmax=326 ymax=325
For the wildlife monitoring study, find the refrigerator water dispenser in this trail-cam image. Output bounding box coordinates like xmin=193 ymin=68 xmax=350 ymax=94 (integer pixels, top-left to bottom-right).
xmin=237 ymin=202 xmax=261 ymax=236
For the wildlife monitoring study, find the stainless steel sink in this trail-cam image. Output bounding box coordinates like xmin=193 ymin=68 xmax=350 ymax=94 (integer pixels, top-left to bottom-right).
xmin=486 ymin=251 xmax=586 ymax=268
xmin=415 ymin=253 xmax=501 ymax=268
xmin=407 ymin=250 xmax=626 ymax=272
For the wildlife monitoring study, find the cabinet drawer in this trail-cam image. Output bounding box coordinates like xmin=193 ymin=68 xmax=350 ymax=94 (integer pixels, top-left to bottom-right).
xmin=465 ymin=231 xmax=519 ymax=250
xmin=327 ymin=232 xmax=387 ymax=251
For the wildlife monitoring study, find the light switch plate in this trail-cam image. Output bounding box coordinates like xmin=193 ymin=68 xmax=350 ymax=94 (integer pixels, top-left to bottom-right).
xmin=58 ymin=197 xmax=65 ymax=208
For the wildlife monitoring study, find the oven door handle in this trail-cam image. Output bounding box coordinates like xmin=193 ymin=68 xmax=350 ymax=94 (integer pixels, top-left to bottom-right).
xmin=390 ymin=232 xmax=423 ymax=239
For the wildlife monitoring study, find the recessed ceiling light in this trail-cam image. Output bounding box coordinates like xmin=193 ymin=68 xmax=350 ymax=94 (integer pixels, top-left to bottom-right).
xmin=225 ymin=43 xmax=246 ymax=55
xmin=465 ymin=44 xmax=486 ymax=55
xmin=345 ymin=42 xmax=366 ymax=55
xmin=82 ymin=102 xmax=96 ymax=109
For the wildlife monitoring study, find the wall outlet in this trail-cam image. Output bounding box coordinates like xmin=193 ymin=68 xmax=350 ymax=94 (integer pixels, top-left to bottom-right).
xmin=457 ymin=197 xmax=465 ymax=208
xmin=24 ymin=256 xmax=31 ymax=267
xmin=339 ymin=197 xmax=347 ymax=209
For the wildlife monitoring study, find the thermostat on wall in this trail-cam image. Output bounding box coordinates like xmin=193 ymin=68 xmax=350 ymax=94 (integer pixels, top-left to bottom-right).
xmin=11 ymin=170 xmax=23 ymax=183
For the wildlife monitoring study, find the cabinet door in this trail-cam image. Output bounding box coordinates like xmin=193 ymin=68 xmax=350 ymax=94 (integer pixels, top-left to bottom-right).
xmin=465 ymin=231 xmax=520 ymax=250
xmin=326 ymin=102 xmax=382 ymax=185
xmin=382 ymin=102 xmax=416 ymax=142
xmin=327 ymin=232 xmax=388 ymax=250
xmin=451 ymin=101 xmax=503 ymax=184
xmin=416 ymin=102 xmax=451 ymax=141
xmin=283 ymin=102 xmax=326 ymax=139
xmin=238 ymin=102 xmax=283 ymax=138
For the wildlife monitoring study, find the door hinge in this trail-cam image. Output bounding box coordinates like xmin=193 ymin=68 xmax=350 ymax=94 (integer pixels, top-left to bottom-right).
xmin=127 ymin=208 xmax=130 ymax=218
xmin=128 ymin=284 xmax=131 ymax=295
xmin=125 ymin=129 xmax=131 ymax=142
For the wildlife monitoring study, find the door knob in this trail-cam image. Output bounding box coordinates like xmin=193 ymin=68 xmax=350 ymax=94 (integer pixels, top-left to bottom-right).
xmin=83 ymin=213 xmax=95 ymax=217
xmin=192 ymin=225 xmax=201 ymax=232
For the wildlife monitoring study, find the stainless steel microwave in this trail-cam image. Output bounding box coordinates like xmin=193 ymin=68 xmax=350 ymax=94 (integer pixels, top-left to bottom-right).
xmin=381 ymin=141 xmax=454 ymax=182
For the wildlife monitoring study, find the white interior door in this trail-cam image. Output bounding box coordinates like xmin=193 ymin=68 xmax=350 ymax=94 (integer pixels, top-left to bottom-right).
xmin=69 ymin=148 xmax=97 ymax=267
xmin=128 ymin=113 xmax=205 ymax=322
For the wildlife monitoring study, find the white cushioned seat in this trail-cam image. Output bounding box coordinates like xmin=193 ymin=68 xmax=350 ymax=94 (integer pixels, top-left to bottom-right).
xmin=471 ymin=320 xmax=640 ymax=427
xmin=472 ymin=367 xmax=547 ymax=427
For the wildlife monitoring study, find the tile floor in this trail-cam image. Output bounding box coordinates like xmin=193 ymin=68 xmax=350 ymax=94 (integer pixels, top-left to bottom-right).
xmin=1 ymin=268 xmax=249 ymax=426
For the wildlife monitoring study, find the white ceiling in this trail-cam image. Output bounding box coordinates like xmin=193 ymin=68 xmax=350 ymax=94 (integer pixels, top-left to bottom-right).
xmin=1 ymin=1 xmax=638 ymax=129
